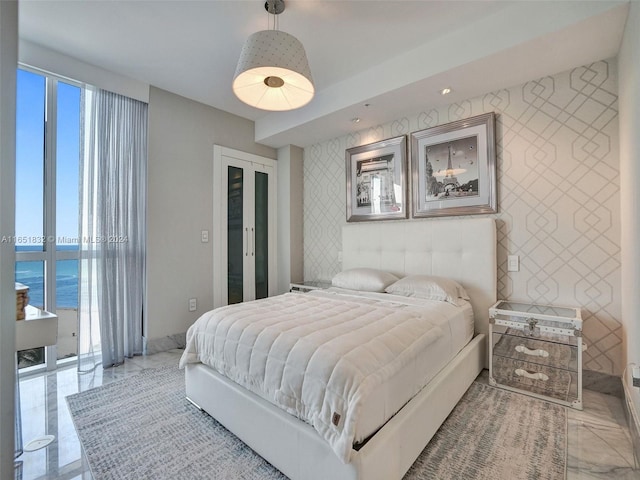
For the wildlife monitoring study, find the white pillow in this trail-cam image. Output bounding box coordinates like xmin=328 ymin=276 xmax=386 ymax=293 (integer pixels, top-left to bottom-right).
xmin=331 ymin=268 xmax=399 ymax=293
xmin=385 ymin=274 xmax=469 ymax=306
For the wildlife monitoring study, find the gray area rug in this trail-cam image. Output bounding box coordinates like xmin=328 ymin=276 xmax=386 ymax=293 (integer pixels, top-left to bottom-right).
xmin=66 ymin=366 xmax=567 ymax=480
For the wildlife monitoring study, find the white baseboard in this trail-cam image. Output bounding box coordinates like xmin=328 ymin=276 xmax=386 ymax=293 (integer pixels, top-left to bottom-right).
xmin=622 ymin=374 xmax=640 ymax=469
xmin=142 ymin=332 xmax=186 ymax=355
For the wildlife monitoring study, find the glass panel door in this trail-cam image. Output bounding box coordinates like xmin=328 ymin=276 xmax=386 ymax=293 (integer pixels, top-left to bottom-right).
xmin=15 ymin=69 xmax=46 ymax=369
xmin=15 ymin=68 xmax=82 ymax=369
xmin=254 ymin=171 xmax=269 ymax=300
xmin=56 ymin=80 xmax=81 ymax=251
xmin=56 ymin=259 xmax=79 ymax=359
xmin=56 ymin=80 xmax=81 ymax=363
xmin=15 ymin=69 xmax=45 ymax=253
xmin=15 ymin=260 xmax=44 ymax=309
xmin=227 ymin=166 xmax=244 ymax=304
xmin=15 ymin=259 xmax=45 ymax=369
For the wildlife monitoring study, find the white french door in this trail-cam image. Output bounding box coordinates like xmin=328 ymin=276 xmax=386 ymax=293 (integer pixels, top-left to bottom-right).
xmin=213 ymin=146 xmax=277 ymax=308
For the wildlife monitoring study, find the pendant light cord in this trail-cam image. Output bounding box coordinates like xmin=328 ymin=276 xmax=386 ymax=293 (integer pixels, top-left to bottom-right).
xmin=265 ymin=0 xmax=280 ymax=31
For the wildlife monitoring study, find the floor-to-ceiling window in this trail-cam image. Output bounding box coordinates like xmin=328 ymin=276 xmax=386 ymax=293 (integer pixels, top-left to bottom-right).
xmin=14 ymin=67 xmax=81 ymax=369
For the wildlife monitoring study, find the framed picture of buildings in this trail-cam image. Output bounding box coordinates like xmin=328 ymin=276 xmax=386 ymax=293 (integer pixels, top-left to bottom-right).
xmin=346 ymin=135 xmax=408 ymax=222
xmin=410 ymin=112 xmax=497 ymax=218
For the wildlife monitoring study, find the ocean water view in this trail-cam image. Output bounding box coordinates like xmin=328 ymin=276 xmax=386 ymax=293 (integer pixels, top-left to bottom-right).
xmin=15 ymin=245 xmax=79 ymax=309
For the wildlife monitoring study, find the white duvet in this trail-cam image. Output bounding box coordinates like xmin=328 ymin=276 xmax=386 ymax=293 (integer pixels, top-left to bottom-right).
xmin=179 ymin=290 xmax=466 ymax=463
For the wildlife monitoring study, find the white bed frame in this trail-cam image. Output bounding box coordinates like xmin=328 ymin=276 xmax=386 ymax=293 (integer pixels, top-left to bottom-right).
xmin=186 ymin=217 xmax=496 ymax=480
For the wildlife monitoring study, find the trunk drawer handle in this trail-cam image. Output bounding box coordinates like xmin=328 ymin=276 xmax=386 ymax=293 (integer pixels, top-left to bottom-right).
xmin=515 ymin=368 xmax=549 ymax=381
xmin=515 ymin=345 xmax=549 ymax=358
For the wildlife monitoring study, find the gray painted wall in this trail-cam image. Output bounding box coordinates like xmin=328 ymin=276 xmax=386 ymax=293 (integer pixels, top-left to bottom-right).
xmin=619 ymin=0 xmax=640 ymax=437
xmin=277 ymin=145 xmax=304 ymax=293
xmin=145 ymin=86 xmax=275 ymax=345
xmin=0 ymin=2 xmax=17 ymax=476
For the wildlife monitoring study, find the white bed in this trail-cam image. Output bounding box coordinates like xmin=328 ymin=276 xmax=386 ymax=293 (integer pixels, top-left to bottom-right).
xmin=184 ymin=217 xmax=496 ymax=480
xmin=309 ymin=288 xmax=474 ymax=445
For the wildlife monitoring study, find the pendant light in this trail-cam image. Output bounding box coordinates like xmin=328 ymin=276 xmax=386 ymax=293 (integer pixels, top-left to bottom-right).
xmin=233 ymin=0 xmax=314 ymax=111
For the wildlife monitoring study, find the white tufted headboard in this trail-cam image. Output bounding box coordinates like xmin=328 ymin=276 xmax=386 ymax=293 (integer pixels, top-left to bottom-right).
xmin=342 ymin=217 xmax=497 ymax=336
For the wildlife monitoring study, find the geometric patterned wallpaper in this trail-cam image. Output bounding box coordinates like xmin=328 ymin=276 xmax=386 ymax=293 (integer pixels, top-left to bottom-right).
xmin=303 ymin=59 xmax=621 ymax=375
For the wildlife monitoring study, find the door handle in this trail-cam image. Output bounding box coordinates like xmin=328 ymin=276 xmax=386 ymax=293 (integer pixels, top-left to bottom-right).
xmin=245 ymin=228 xmax=248 ymax=256
xmin=251 ymin=227 xmax=254 ymax=256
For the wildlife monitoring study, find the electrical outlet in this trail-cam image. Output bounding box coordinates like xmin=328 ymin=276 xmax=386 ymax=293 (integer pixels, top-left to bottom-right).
xmin=188 ymin=298 xmax=197 ymax=312
xmin=201 ymin=230 xmax=209 ymax=243
xmin=507 ymin=255 xmax=519 ymax=272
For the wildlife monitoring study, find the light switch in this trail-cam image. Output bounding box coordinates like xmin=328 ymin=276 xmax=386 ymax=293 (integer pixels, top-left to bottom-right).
xmin=201 ymin=230 xmax=209 ymax=243
xmin=507 ymin=255 xmax=519 ymax=272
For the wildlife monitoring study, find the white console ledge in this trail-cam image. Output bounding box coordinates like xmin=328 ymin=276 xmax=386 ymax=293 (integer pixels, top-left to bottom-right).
xmin=16 ymin=305 xmax=58 ymax=351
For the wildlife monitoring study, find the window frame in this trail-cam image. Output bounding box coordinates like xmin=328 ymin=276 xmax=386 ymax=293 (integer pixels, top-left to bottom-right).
xmin=16 ymin=65 xmax=83 ymax=371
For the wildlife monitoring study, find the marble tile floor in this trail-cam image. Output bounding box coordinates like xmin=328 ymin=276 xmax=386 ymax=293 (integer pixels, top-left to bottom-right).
xmin=14 ymin=351 xmax=639 ymax=480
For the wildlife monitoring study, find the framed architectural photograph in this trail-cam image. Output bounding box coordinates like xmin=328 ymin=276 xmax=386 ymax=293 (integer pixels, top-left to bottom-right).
xmin=411 ymin=112 xmax=497 ymax=218
xmin=346 ymin=135 xmax=408 ymax=222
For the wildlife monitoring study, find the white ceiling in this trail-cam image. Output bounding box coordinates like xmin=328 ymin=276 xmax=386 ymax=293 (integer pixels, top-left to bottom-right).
xmin=19 ymin=0 xmax=629 ymax=148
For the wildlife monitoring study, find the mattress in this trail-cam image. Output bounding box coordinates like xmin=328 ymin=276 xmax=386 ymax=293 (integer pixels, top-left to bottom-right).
xmin=180 ymin=289 xmax=473 ymax=462
xmin=312 ymin=288 xmax=473 ymax=444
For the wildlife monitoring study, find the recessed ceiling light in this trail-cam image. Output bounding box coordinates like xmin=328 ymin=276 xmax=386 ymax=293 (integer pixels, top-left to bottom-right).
xmin=351 ymin=117 xmax=361 ymax=123
xmin=441 ymin=87 xmax=452 ymax=95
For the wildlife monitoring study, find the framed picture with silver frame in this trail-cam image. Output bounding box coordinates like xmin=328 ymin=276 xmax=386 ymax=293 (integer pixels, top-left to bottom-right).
xmin=346 ymin=135 xmax=408 ymax=222
xmin=411 ymin=112 xmax=497 ymax=218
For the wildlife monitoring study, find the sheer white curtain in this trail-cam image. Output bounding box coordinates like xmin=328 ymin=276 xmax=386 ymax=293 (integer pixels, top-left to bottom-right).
xmin=77 ymin=86 xmax=147 ymax=371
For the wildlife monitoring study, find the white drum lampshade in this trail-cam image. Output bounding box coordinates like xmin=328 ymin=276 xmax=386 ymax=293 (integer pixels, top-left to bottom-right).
xmin=233 ymin=30 xmax=315 ymax=111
